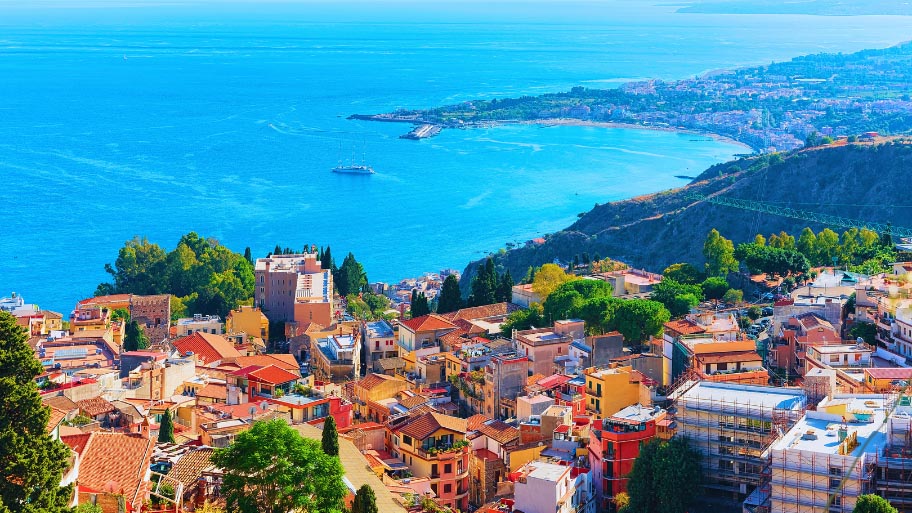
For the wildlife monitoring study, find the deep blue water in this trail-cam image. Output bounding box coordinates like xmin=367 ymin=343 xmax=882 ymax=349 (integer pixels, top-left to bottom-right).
xmin=2 ymin=2 xmax=911 ymax=313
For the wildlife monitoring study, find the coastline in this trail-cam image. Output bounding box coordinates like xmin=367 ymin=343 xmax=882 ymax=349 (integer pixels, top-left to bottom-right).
xmin=516 ymin=118 xmax=758 ymax=153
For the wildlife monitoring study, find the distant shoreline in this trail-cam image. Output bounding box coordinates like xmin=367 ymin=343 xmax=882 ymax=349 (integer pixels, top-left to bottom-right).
xmin=516 ymin=118 xmax=757 ymax=152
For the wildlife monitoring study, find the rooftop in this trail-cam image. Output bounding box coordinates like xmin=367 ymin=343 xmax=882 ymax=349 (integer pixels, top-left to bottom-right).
xmin=772 ymin=395 xmax=888 ymax=457
xmin=680 ymin=382 xmax=806 ymax=411
xmin=365 ymin=320 xmax=394 ymax=338
xmin=610 ymin=403 xmax=665 ymax=423
xmin=520 ymin=461 xmax=570 ymax=483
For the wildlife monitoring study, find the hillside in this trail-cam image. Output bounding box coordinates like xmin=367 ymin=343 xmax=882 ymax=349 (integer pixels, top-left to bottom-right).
xmin=460 ymin=141 xmax=912 ymax=289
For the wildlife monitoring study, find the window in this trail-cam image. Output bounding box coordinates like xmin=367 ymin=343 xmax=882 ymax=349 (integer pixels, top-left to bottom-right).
xmin=443 ymin=484 xmax=452 ymax=494
xmin=431 ymin=464 xmax=439 ymax=477
xmin=444 ymin=463 xmax=452 ymax=474
xmin=402 ymin=435 xmax=412 ymax=446
xmin=830 ymin=355 xmax=840 ymax=363
xmin=829 ymin=467 xmax=842 ymax=476
xmin=829 ymin=478 xmax=841 ymax=489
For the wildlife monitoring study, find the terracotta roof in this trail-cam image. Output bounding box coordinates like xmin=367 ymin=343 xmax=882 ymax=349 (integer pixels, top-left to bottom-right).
xmin=536 ymin=374 xmax=571 ymax=390
xmin=527 ymin=374 xmax=546 ymax=386
xmin=66 ymin=432 xmax=154 ymax=507
xmin=398 ymin=394 xmax=428 ymax=410
xmin=47 ymin=406 xmax=68 ymax=433
xmin=173 ymin=332 xmax=241 ymax=366
xmin=248 ymin=365 xmax=300 ymax=385
xmin=466 ymin=414 xmax=490 ymax=431
xmin=866 ymin=368 xmax=912 ymax=381
xmin=664 ymin=319 xmax=705 ymax=336
xmin=40 ymin=310 xmax=64 ymax=320
xmin=439 ymin=329 xmax=470 ymax=347
xmin=196 ymin=383 xmax=227 ymax=400
xmin=77 ymin=396 xmax=116 ymax=417
xmin=62 ymin=432 xmax=93 ymax=454
xmin=78 ymin=294 xmax=133 ymax=306
xmin=357 ymin=373 xmax=402 ymax=391
xmin=794 ymin=312 xmax=835 ymax=332
xmin=168 ymin=447 xmax=215 ymax=489
xmin=696 ymin=351 xmax=762 ymax=365
xmin=230 ymin=354 xmax=300 ymax=374
xmin=399 ymin=314 xmax=457 ymax=333
xmin=475 ymin=420 xmax=519 ymax=445
xmin=43 ymin=395 xmax=78 ymax=412
xmin=396 ymin=412 xmax=467 ymax=440
xmin=443 ymin=303 xmax=522 ymax=322
xmin=452 ymin=319 xmax=487 ymax=334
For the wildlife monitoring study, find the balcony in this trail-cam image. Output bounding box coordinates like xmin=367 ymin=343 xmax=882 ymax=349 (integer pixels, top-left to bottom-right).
xmin=558 ymin=391 xmax=583 ymax=403
xmin=415 ymin=442 xmax=470 ymax=460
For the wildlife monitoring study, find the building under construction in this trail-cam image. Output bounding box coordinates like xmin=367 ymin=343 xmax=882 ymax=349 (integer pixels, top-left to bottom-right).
xmin=876 ymin=394 xmax=912 ymax=512
xmin=674 ymin=381 xmax=807 ymax=510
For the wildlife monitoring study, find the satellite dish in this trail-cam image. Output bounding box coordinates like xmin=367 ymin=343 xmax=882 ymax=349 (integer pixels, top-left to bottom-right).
xmin=857 ymin=337 xmax=865 ymax=345
xmin=248 ymin=406 xmax=257 ymax=417
xmin=260 ymin=401 xmax=269 ymax=411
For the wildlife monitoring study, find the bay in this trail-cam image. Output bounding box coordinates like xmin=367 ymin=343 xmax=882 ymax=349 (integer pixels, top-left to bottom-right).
xmin=1 ymin=1 xmax=911 ymax=313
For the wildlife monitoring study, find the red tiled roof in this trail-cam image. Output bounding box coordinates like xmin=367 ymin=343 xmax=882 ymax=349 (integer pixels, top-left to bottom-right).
xmin=230 ymin=354 xmax=300 ymax=374
xmin=78 ymin=294 xmax=132 ymax=306
xmin=173 ymin=332 xmax=241 ymax=366
xmin=196 ymin=383 xmax=227 ymax=400
xmin=248 ymin=365 xmax=300 ymax=385
xmin=466 ymin=414 xmax=490 ymax=431
xmin=399 ymin=314 xmax=457 ymax=334
xmin=357 ymin=373 xmax=403 ymax=391
xmin=47 ymin=406 xmax=68 ymax=433
xmin=664 ymin=319 xmax=705 ymax=335
xmin=77 ymin=396 xmax=116 ymax=417
xmin=476 ymin=420 xmax=519 ymax=445
xmin=536 ymin=374 xmax=571 ymax=390
xmin=442 ymin=303 xmax=522 ymax=322
xmin=43 ymin=395 xmax=78 ymax=412
xmin=67 ymin=432 xmax=154 ymax=507
xmin=230 ymin=364 xmax=264 ymax=378
xmin=62 ymin=433 xmax=93 ymax=454
xmin=866 ymin=368 xmax=912 ymax=381
xmin=396 ymin=412 xmax=467 ymax=440
xmin=398 ymin=394 xmax=429 ymax=410
xmin=696 ymin=351 xmax=762 ymax=365
xmin=168 ymin=447 xmax=215 ymax=489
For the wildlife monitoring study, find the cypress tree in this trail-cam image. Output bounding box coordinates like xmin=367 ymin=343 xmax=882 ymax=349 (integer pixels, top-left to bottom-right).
xmin=322 ymin=415 xmax=339 ymax=457
xmin=123 ymin=319 xmax=149 ymax=352
xmin=321 ymin=246 xmax=334 ymax=272
xmin=352 ymin=484 xmax=378 ymax=513
xmin=437 ymin=275 xmax=463 ymax=314
xmin=158 ymin=408 xmax=176 ymax=444
xmin=496 ymin=269 xmax=514 ymax=303
xmin=243 ymin=247 xmax=252 ymax=264
xmin=0 ymin=312 xmax=73 ymax=512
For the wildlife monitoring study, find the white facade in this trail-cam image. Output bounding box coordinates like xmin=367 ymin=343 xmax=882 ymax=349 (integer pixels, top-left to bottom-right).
xmin=176 ymin=314 xmax=223 ymax=336
xmin=513 ymin=461 xmax=594 ymax=513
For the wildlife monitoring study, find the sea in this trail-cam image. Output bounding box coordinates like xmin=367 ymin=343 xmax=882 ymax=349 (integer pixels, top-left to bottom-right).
xmin=2 ymin=1 xmax=911 ymax=314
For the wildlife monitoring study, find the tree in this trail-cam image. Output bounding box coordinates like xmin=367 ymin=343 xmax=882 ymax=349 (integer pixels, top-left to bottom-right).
xmin=531 ymin=263 xmax=576 ymax=300
xmin=850 ymin=322 xmax=877 ymax=345
xmin=662 ymin=263 xmax=704 ymax=285
xmin=747 ymin=306 xmax=762 ymax=321
xmin=625 ymin=437 xmax=701 ymax=513
xmin=410 ymin=290 xmax=430 ymax=318
xmin=74 ymin=504 xmax=104 ymax=513
xmin=722 ymin=288 xmax=743 ymax=305
xmin=110 ymin=307 xmax=130 ymax=322
xmin=211 ymin=419 xmax=345 ymax=513
xmin=336 ymin=252 xmax=368 ymax=297
xmin=321 ymin=245 xmax=335 ymax=272
xmin=243 ymin=246 xmax=253 ymax=264
xmin=500 ymin=303 xmax=544 ymax=334
xmin=123 ymin=319 xmax=149 ymax=351
xmin=469 ymin=258 xmax=498 ymax=307
xmin=703 ymin=229 xmax=739 ymax=277
xmin=797 ymin=227 xmax=818 ymax=261
xmin=351 ymin=484 xmax=378 ymax=513
xmin=496 ymin=269 xmax=514 ymax=303
xmin=103 ymin=236 xmax=168 ymax=295
xmin=322 ymin=415 xmax=339 ymax=457
xmin=817 ymin=228 xmax=840 ymax=266
xmin=651 ymin=279 xmax=703 ymax=318
xmin=853 ymin=494 xmax=898 ymax=513
xmin=610 ymin=299 xmax=669 ymax=349
xmin=543 ymin=279 xmax=613 ymax=324
xmin=158 ymin=408 xmax=176 ymax=444
xmin=701 ymin=277 xmax=730 ymax=301
xmin=0 ymin=312 xmax=73 ymax=512
xmin=753 ymin=233 xmax=766 ymax=246
xmin=437 ymin=275 xmax=463 ymax=314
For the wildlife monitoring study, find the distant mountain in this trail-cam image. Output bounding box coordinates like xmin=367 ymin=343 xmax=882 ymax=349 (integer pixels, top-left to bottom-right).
xmin=460 ymin=141 xmax=912 ymax=290
xmin=678 ymin=0 xmax=912 ymax=16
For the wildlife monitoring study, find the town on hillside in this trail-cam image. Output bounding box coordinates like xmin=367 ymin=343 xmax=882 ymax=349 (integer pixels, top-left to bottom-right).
xmin=5 ymin=232 xmax=912 ymax=513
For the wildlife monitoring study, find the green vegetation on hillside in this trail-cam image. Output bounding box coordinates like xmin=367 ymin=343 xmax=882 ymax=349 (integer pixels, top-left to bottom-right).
xmin=96 ymin=233 xmax=254 ymax=318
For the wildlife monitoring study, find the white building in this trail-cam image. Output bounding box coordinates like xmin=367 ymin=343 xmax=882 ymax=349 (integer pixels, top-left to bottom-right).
xmin=769 ymin=394 xmax=891 ymax=513
xmin=363 ymin=320 xmax=397 ymax=371
xmin=513 ymin=460 xmax=594 ymax=513
xmin=176 ymin=314 xmax=223 ymax=336
xmin=674 ymin=382 xmax=807 ymax=509
xmin=805 ymin=343 xmax=872 ymax=371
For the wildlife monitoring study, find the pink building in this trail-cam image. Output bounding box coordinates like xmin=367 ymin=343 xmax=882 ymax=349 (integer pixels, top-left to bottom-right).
xmin=254 ymin=253 xmax=334 ymax=327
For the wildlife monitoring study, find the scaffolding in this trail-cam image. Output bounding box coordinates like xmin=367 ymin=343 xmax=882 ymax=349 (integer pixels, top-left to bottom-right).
xmin=768 ymin=444 xmax=877 ymax=513
xmin=876 ymin=400 xmax=912 ymax=512
xmin=674 ymin=384 xmax=807 ymax=510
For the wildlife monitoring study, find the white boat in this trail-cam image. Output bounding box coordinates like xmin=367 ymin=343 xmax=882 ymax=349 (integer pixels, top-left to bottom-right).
xmin=332 ymin=164 xmax=374 ymax=174
xmin=332 ymin=138 xmax=374 ymax=174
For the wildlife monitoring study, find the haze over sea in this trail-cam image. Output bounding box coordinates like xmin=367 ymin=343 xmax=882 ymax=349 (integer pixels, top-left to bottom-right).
xmin=2 ymin=1 xmax=911 ymax=313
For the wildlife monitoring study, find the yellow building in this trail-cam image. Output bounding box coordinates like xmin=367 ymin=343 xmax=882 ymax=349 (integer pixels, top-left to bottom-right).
xmin=353 ymin=373 xmax=410 ymax=422
xmin=226 ymin=305 xmax=269 ymax=340
xmin=583 ymin=365 xmax=651 ymax=419
xmin=864 ymin=368 xmax=912 ymax=393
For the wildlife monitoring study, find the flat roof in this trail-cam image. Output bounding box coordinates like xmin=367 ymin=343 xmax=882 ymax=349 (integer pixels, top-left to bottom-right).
xmin=680 ymin=382 xmax=806 ymax=411
xmin=611 ymin=404 xmax=664 ymax=423
xmin=772 ymin=396 xmax=888 ymax=457
xmin=365 ymin=321 xmax=394 ymax=338
xmin=811 ymin=344 xmax=870 ymax=354
xmin=525 ymin=461 xmax=570 ymax=482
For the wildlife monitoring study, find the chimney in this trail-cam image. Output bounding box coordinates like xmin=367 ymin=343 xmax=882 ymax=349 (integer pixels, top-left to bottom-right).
xmin=196 ymin=477 xmax=208 ymax=507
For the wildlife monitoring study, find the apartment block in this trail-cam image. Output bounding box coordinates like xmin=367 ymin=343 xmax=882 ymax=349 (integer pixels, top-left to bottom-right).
xmin=254 ymin=253 xmax=334 ymax=326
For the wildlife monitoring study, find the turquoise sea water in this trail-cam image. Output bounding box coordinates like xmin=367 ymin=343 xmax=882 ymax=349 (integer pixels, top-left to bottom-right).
xmin=2 ymin=2 xmax=912 ymax=313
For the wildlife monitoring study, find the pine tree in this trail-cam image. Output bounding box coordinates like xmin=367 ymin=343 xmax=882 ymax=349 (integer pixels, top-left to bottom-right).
xmin=351 ymin=484 xmax=378 ymax=513
xmin=496 ymin=269 xmax=514 ymax=303
xmin=0 ymin=312 xmax=73 ymax=512
xmin=321 ymin=246 xmax=334 ymax=272
xmin=437 ymin=275 xmax=463 ymax=314
xmin=273 ymin=244 xmax=282 ymax=256
xmin=158 ymin=408 xmax=176 ymax=444
xmin=321 ymin=415 xmax=339 ymax=457
xmin=243 ymin=247 xmax=252 ymax=264
xmin=123 ymin=319 xmax=149 ymax=351
xmin=410 ymin=291 xmax=430 ymax=318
